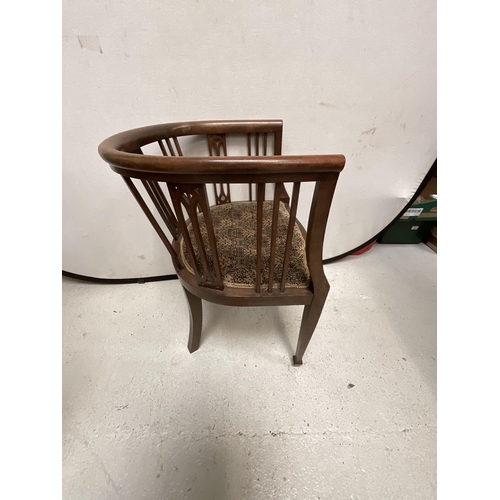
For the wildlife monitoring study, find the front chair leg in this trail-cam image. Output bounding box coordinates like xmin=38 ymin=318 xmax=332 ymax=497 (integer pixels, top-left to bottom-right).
xmin=293 ymin=290 xmax=328 ymax=365
xmin=182 ymin=286 xmax=203 ymax=353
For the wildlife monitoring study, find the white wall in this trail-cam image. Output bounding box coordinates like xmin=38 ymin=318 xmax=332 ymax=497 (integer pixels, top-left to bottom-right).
xmin=63 ymin=0 xmax=436 ymax=278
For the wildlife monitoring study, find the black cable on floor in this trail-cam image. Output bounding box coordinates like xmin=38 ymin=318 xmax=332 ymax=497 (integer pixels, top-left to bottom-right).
xmin=62 ymin=270 xmax=179 ymax=284
xmin=63 ymin=159 xmax=436 ymax=284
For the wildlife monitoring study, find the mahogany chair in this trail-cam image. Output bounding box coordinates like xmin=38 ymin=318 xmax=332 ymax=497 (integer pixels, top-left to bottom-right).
xmin=98 ymin=120 xmax=345 ymax=364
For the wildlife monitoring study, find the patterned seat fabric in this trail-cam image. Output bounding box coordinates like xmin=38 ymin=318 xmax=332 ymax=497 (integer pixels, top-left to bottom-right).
xmin=181 ymin=201 xmax=310 ymax=288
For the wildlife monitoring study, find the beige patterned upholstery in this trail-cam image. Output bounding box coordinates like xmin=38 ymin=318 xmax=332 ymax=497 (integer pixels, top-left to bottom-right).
xmin=181 ymin=201 xmax=310 ymax=288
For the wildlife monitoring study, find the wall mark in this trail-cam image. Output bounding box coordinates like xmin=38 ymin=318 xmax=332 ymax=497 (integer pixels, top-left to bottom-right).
xmin=78 ymin=35 xmax=103 ymax=53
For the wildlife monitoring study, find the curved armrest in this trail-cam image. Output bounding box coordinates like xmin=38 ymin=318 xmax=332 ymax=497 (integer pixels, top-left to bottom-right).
xmin=100 ymin=150 xmax=345 ymax=182
xmin=99 ymin=119 xmax=345 ymax=183
xmin=99 ymin=119 xmax=283 ymax=155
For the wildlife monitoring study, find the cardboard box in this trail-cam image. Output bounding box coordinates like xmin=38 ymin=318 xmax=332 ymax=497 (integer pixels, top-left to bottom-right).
xmin=419 ymin=175 xmax=437 ymax=200
xmin=425 ymin=225 xmax=437 ymax=253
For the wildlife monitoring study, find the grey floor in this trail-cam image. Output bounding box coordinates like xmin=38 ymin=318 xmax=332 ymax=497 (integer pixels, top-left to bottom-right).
xmin=62 ymin=243 xmax=437 ymax=500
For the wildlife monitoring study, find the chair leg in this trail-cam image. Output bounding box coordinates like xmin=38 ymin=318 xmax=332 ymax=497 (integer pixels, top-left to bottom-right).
xmin=182 ymin=286 xmax=203 ymax=353
xmin=293 ymin=290 xmax=328 ymax=365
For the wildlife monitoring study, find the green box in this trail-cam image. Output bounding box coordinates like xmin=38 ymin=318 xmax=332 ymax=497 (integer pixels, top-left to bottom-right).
xmin=378 ymin=195 xmax=437 ymax=244
xmin=378 ymin=219 xmax=435 ymax=244
xmin=400 ymin=198 xmax=437 ymax=222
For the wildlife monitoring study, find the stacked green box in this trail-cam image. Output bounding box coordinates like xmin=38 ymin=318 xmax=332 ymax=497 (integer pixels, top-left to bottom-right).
xmin=378 ymin=198 xmax=437 ymax=244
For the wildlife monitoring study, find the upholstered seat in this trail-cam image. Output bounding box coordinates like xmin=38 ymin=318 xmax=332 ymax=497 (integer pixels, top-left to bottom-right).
xmin=181 ymin=201 xmax=310 ymax=288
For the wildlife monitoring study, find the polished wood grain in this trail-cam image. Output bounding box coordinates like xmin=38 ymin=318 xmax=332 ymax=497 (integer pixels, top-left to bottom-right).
xmin=281 ymin=182 xmax=301 ymax=292
xmin=168 ymin=183 xmax=224 ymax=290
xmin=99 ymin=120 xmax=345 ymax=364
xmin=141 ymin=180 xmax=180 ymax=239
xmin=294 ymin=179 xmax=339 ymax=365
xmin=255 ymin=182 xmax=265 ymax=294
xmin=268 ymin=182 xmax=282 ymax=293
xmin=122 ymin=176 xmax=182 ymax=270
xmin=182 ymin=286 xmax=202 ymax=353
xmin=207 ymin=134 xmax=231 ymax=205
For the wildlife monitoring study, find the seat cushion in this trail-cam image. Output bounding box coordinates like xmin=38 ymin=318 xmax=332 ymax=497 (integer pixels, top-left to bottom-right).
xmin=180 ymin=201 xmax=310 ymax=289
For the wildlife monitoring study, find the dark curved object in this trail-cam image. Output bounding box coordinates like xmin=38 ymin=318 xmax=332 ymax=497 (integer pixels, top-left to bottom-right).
xmin=62 ymin=270 xmax=178 ymax=284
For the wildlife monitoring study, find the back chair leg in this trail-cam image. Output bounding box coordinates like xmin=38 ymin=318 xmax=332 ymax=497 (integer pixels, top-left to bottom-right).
xmin=293 ymin=287 xmax=329 ymax=365
xmin=182 ymin=286 xmax=203 ymax=353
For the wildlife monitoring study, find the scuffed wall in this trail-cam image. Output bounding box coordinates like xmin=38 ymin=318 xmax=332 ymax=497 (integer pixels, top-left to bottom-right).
xmin=63 ymin=0 xmax=436 ymax=278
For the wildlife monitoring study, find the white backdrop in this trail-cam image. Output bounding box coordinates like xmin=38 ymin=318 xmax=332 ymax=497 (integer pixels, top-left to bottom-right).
xmin=63 ymin=0 xmax=436 ymax=278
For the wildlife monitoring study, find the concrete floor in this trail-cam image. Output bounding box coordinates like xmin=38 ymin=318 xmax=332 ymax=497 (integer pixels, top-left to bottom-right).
xmin=62 ymin=243 xmax=436 ymax=500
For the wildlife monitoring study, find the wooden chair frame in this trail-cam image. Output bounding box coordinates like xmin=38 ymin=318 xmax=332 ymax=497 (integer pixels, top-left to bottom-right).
xmin=99 ymin=120 xmax=345 ymax=364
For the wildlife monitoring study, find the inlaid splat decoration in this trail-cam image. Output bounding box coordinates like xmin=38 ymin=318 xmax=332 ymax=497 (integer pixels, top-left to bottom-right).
xmin=213 ymin=183 xmax=231 ymax=205
xmin=168 ymin=183 xmax=224 ymax=290
xmin=207 ymin=134 xmax=227 ymax=157
xmin=207 ymin=134 xmax=231 ymax=205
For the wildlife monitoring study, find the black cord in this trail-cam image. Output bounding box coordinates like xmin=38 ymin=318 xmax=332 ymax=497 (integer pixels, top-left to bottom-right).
xmin=63 ymin=159 xmax=436 ymax=284
xmin=62 ymin=270 xmax=178 ymax=284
